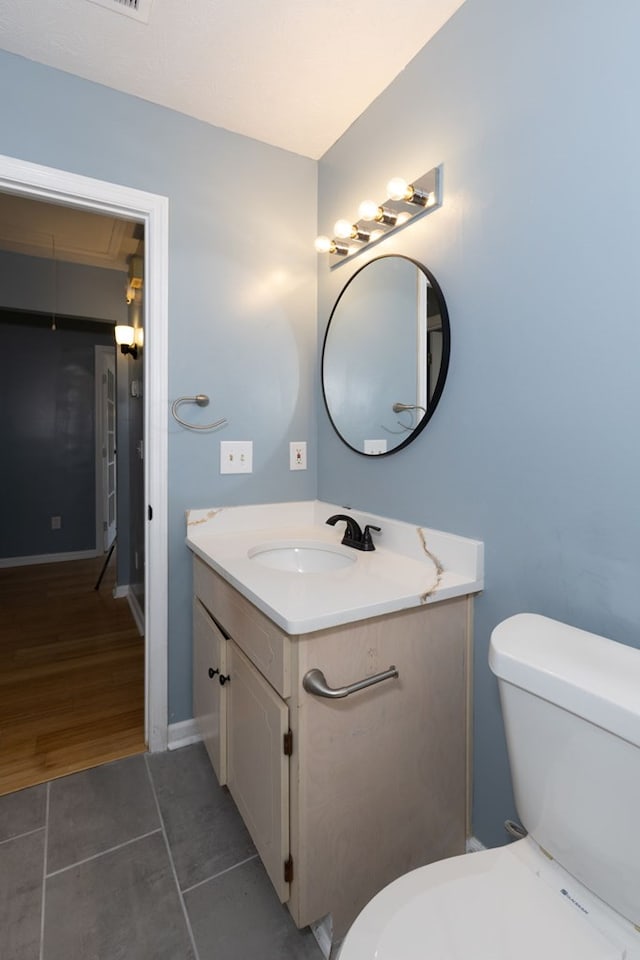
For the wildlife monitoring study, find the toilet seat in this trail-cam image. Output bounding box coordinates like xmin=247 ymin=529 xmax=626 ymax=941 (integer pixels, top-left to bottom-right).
xmin=338 ymin=838 xmax=639 ymax=960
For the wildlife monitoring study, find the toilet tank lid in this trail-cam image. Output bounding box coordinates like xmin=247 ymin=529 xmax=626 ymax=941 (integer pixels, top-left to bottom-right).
xmin=489 ymin=613 xmax=640 ymax=748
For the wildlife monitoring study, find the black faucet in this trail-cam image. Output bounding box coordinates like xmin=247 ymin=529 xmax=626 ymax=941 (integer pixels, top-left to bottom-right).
xmin=326 ymin=514 xmax=381 ymax=551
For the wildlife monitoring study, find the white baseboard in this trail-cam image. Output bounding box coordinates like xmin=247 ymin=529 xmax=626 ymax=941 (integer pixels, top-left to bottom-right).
xmin=310 ymin=915 xmax=333 ymax=959
xmin=466 ymin=835 xmax=487 ymax=853
xmin=127 ymin=589 xmax=145 ymax=636
xmin=0 ymin=549 xmax=98 ymax=569
xmin=106 ymin=583 xmax=144 ymax=636
xmin=168 ymin=718 xmax=202 ymax=751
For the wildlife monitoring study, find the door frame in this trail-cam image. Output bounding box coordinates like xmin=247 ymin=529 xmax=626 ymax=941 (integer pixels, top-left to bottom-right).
xmin=0 ymin=153 xmax=169 ymax=751
xmin=95 ymin=344 xmax=117 ymax=555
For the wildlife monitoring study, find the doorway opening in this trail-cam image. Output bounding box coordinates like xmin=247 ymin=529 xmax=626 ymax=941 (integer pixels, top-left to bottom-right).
xmin=0 ymin=154 xmax=169 ymax=779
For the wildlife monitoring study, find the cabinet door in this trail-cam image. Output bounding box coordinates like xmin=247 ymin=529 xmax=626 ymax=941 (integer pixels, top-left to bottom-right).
xmin=226 ymin=640 xmax=290 ymax=902
xmin=193 ymin=598 xmax=227 ymax=785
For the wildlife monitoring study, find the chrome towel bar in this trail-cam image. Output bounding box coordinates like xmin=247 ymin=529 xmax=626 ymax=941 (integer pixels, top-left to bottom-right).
xmin=302 ymin=665 xmax=399 ymax=699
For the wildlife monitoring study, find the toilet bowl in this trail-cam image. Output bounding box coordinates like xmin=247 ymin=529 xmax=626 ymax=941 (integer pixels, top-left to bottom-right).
xmin=337 ymin=836 xmax=638 ymax=959
xmin=337 ymin=614 xmax=640 ymax=960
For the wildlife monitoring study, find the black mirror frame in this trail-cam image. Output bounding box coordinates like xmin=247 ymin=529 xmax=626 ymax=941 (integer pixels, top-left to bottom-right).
xmin=321 ymin=254 xmax=451 ymax=457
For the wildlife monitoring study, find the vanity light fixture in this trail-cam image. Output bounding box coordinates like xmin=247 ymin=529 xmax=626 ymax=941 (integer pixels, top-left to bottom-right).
xmin=334 ymin=219 xmax=371 ymax=243
xmin=314 ymin=235 xmax=349 ymax=256
xmin=387 ymin=176 xmax=434 ymax=207
xmin=114 ymin=324 xmax=138 ymax=359
xmin=315 ymin=164 xmax=442 ymax=268
xmin=357 ymin=200 xmax=398 ymax=226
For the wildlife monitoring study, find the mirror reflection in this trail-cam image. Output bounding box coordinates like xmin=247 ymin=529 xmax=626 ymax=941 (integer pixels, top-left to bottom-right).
xmin=321 ymin=255 xmax=450 ymax=455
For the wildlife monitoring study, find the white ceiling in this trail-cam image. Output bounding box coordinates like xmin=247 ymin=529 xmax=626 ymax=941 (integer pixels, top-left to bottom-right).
xmin=0 ymin=193 xmax=141 ymax=269
xmin=0 ymin=0 xmax=466 ymax=159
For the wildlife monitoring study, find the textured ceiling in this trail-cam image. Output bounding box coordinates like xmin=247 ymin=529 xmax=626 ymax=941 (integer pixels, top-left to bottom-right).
xmin=0 ymin=193 xmax=140 ymax=270
xmin=0 ymin=0 xmax=465 ymax=159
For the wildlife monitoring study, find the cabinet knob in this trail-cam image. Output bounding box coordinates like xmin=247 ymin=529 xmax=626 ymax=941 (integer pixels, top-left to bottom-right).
xmin=208 ymin=667 xmax=219 ymax=679
xmin=219 ymin=673 xmax=231 ymax=686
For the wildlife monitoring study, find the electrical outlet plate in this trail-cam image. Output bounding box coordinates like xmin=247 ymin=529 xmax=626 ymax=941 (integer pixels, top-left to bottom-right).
xmin=220 ymin=440 xmax=253 ymax=474
xmin=289 ymin=441 xmax=307 ymax=470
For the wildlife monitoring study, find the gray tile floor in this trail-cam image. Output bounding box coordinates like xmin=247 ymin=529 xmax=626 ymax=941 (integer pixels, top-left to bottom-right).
xmin=0 ymin=742 xmax=323 ymax=960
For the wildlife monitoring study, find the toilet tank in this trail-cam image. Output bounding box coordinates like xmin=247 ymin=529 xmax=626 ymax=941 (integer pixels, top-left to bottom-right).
xmin=489 ymin=613 xmax=640 ymax=927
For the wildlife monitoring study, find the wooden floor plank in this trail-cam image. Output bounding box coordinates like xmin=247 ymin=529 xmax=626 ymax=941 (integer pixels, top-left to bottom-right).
xmin=0 ymin=555 xmax=146 ymax=796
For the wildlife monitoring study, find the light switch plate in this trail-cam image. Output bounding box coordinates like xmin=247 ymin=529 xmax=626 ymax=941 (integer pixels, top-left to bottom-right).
xmin=220 ymin=440 xmax=253 ymax=474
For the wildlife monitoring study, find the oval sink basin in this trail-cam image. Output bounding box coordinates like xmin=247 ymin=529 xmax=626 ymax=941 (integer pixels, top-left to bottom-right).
xmin=248 ymin=540 xmax=356 ymax=573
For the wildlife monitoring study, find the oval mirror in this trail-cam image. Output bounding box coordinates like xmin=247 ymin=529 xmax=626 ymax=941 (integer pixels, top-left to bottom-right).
xmin=321 ymin=255 xmax=450 ymax=456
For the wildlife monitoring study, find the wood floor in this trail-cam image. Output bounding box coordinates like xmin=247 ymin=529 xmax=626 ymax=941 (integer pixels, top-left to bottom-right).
xmin=0 ymin=554 xmax=145 ymax=796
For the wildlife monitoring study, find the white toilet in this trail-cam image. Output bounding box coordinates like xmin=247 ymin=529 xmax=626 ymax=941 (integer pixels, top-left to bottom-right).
xmin=337 ymin=613 xmax=640 ymax=959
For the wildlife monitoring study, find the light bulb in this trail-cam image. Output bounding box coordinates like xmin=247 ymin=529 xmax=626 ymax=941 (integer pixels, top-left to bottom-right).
xmin=114 ymin=324 xmax=136 ymax=347
xmin=395 ymin=211 xmax=412 ymax=226
xmin=358 ymin=200 xmax=380 ymax=221
xmin=334 ymin=219 xmax=355 ymax=240
xmin=314 ymin=235 xmax=332 ymax=253
xmin=387 ymin=177 xmax=411 ymax=201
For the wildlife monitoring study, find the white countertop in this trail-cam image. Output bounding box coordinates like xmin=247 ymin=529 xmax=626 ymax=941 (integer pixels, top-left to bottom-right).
xmin=186 ymin=500 xmax=484 ymax=634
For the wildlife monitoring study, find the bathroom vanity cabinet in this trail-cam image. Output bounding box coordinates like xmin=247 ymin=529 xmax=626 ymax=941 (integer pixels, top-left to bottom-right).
xmin=192 ymin=554 xmax=472 ymax=939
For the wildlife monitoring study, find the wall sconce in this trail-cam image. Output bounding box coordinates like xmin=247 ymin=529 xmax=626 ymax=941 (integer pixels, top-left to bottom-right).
xmin=115 ymin=324 xmax=138 ymax=359
xmin=315 ymin=164 xmax=442 ymax=267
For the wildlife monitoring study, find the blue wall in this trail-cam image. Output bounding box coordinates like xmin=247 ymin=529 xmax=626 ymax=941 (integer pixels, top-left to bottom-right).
xmin=0 ymin=249 xmax=126 ymax=322
xmin=0 ymin=316 xmax=114 ymax=558
xmin=0 ymin=50 xmax=318 ymax=724
xmin=317 ymin=0 xmax=640 ymax=845
xmin=0 ymin=252 xmax=125 ymax=561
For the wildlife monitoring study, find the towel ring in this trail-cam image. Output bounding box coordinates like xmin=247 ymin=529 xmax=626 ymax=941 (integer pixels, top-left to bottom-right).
xmin=171 ymin=394 xmax=227 ymax=431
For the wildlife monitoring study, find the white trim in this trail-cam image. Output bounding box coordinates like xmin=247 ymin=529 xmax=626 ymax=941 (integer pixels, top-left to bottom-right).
xmin=167 ymin=719 xmax=202 ymax=751
xmin=466 ymin=835 xmax=487 ymax=853
xmin=0 ymin=153 xmax=169 ymax=753
xmin=0 ymin=549 xmax=98 ymax=568
xmin=94 ymin=344 xmax=114 ymax=553
xmin=127 ymin=589 xmax=145 ymax=637
xmin=310 ymin=915 xmax=334 ymax=959
xmin=112 ymin=583 xmax=129 ymax=599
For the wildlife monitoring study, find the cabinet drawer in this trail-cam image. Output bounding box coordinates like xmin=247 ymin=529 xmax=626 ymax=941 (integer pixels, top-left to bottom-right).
xmin=193 ymin=557 xmax=292 ymax=699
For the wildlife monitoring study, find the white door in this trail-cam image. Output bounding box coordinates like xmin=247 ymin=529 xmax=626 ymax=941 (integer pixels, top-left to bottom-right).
xmin=95 ymin=345 xmax=117 ymax=552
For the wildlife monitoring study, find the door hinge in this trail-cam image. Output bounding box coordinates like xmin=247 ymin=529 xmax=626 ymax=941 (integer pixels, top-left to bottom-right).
xmin=283 ymin=729 xmax=293 ymax=756
xmin=284 ymin=855 xmax=293 ymax=884
xmin=148 ymin=504 xmax=153 ymax=521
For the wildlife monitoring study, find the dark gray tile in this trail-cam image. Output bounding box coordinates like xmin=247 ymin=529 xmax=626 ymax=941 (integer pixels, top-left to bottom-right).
xmin=0 ymin=783 xmax=46 ymax=841
xmin=43 ymin=832 xmax=195 ymax=960
xmin=147 ymin=743 xmax=255 ymax=890
xmin=47 ymin=754 xmax=159 ymax=873
xmin=185 ymin=857 xmax=323 ymax=960
xmin=0 ymin=830 xmax=44 ymax=960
